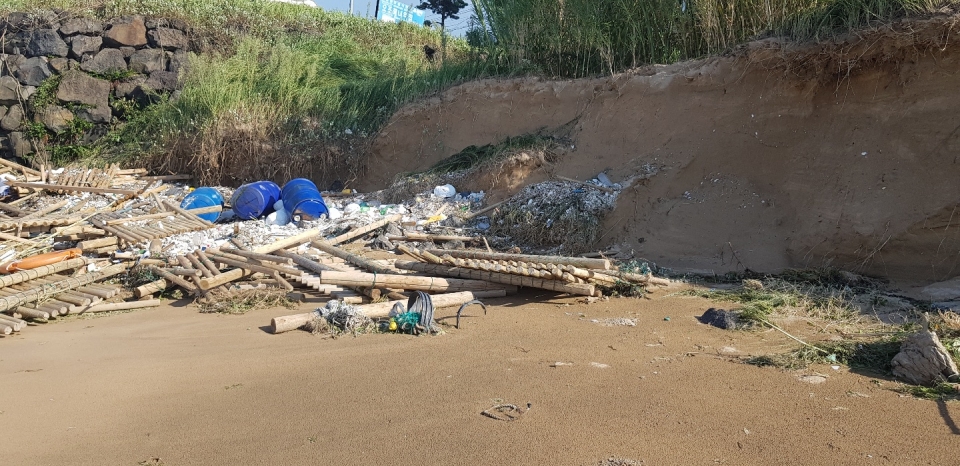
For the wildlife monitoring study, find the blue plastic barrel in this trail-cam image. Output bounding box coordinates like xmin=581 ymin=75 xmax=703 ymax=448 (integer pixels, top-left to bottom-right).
xmin=281 ymin=178 xmax=328 ymax=221
xmin=231 ymin=181 xmax=281 ymax=220
xmin=180 ymin=187 xmax=223 ymax=223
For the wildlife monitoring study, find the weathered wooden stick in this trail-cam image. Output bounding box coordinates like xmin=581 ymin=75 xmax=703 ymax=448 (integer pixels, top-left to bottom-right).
xmin=221 ymin=249 xmax=293 ymax=265
xmin=272 ymin=271 xmax=294 ymax=291
xmin=74 ymin=299 xmax=161 ymax=314
xmin=77 ymin=236 xmax=118 ymax=250
xmin=0 ymin=323 xmax=11 ymax=334
xmin=168 ymin=267 xmax=201 ymax=277
xmin=425 ymin=249 xmax=611 ymax=270
xmin=386 ymin=232 xmax=480 ymax=243
xmin=463 ymin=199 xmax=507 ymax=220
xmin=105 ymin=205 xmax=222 ymax=225
xmin=394 ymin=261 xmax=595 ymax=296
xmin=195 ymin=250 xmax=220 ymax=275
xmin=139 ymin=174 xmax=191 ymax=181
xmin=207 ymin=252 xmax=302 ymax=276
xmin=269 ymin=290 xmax=504 ymax=334
xmin=0 ymin=157 xmax=41 ymax=175
xmin=74 ymin=285 xmax=116 ymax=299
xmin=310 ymin=240 xmax=393 ymax=274
xmin=0 ymin=202 xmax=26 ymax=217
xmin=147 ymin=266 xmax=199 ymax=295
xmin=196 ymin=229 xmax=322 ymax=289
xmin=185 ymin=253 xmax=214 ymax=278
xmin=6 ymin=181 xmax=137 ymax=196
xmin=327 ymin=214 xmax=402 ymax=245
xmin=163 ymin=201 xmax=213 ymax=228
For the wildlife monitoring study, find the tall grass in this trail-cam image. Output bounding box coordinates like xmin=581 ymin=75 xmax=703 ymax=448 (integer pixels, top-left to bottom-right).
xmin=473 ymin=0 xmax=950 ymax=77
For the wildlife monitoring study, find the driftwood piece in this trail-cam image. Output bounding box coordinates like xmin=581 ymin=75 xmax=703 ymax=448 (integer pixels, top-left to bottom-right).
xmin=197 ymin=229 xmax=321 ymax=289
xmin=891 ymin=330 xmax=960 ymax=385
xmin=74 ymin=299 xmax=161 ymax=314
xmin=315 ymin=270 xmax=512 ymax=293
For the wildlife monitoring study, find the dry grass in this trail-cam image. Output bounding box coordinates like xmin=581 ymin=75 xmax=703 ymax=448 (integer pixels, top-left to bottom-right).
xmin=196 ymin=288 xmax=295 ymax=314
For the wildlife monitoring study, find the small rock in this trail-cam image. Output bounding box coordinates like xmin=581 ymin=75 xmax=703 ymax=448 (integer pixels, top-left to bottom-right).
xmin=0 ymin=104 xmax=24 ymax=131
xmin=148 ymin=27 xmax=189 ymax=50
xmin=143 ymin=70 xmax=180 ymax=92
xmin=119 ymin=46 xmax=137 ymax=58
xmin=25 ymin=29 xmax=68 ymax=57
xmin=698 ymin=308 xmax=738 ymax=330
xmin=167 ymin=50 xmax=192 ymax=74
xmin=8 ymin=132 xmax=31 ymax=158
xmin=48 ymin=57 xmax=69 ymax=73
xmin=80 ymin=48 xmax=127 ymax=74
xmin=798 ymin=375 xmax=827 ymax=384
xmin=891 ymin=330 xmax=960 ymax=386
xmin=38 ymin=105 xmax=74 ymax=133
xmin=59 ymin=18 xmax=104 ymax=36
xmin=69 ymin=35 xmax=102 ymax=59
xmin=0 ymin=76 xmax=22 ymax=106
xmin=0 ymin=106 xmax=7 ymax=121
xmin=128 ymin=48 xmax=167 ymax=73
xmin=57 ymin=71 xmax=110 ymax=107
xmin=103 ymin=16 xmax=148 ymax=47
xmin=13 ymin=57 xmax=51 ymax=86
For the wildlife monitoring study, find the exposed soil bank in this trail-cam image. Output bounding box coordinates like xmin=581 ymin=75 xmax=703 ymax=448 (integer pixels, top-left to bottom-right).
xmin=363 ymin=15 xmax=960 ymax=287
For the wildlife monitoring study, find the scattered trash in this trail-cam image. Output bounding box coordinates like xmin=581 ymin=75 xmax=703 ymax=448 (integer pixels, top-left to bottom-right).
xmin=433 ymin=184 xmax=456 ymax=198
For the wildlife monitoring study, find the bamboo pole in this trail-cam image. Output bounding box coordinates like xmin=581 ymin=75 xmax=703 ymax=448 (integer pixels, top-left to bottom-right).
xmin=269 ymin=290 xmax=504 ymax=334
xmin=314 ymin=270 xmax=511 ymax=293
xmin=425 ymin=249 xmax=611 ymax=270
xmin=0 ymin=257 xmax=88 ymax=289
xmin=393 ymin=261 xmax=595 ymax=296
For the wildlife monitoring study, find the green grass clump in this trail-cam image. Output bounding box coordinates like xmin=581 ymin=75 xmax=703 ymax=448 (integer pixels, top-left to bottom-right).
xmin=899 ymin=382 xmax=960 ymax=401
xmin=473 ymin=0 xmax=948 ymax=77
xmin=423 ymin=134 xmax=556 ymax=175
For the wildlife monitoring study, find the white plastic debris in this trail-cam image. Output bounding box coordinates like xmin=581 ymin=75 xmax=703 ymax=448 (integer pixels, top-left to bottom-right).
xmin=327 ymin=206 xmax=343 ymax=220
xmin=433 ymin=184 xmax=456 ymax=198
xmin=343 ymin=203 xmax=361 ymax=214
xmin=266 ymin=208 xmax=290 ymax=226
xmin=596 ymin=172 xmax=613 ymax=187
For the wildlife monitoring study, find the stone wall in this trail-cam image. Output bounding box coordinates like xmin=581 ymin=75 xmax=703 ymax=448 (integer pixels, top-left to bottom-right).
xmin=0 ymin=11 xmax=193 ymax=161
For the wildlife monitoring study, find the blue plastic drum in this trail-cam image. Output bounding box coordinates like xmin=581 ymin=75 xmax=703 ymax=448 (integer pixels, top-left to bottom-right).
xmin=231 ymin=181 xmax=281 ymax=220
xmin=281 ymin=178 xmax=329 ymax=221
xmin=180 ymin=187 xmax=223 ymax=222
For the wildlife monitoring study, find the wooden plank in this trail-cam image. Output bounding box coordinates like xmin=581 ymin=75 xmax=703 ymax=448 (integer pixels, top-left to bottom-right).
xmin=6 ymin=181 xmax=137 ymax=196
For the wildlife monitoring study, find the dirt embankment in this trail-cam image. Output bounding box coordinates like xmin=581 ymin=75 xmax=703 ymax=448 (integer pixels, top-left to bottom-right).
xmin=362 ymin=15 xmax=960 ymax=288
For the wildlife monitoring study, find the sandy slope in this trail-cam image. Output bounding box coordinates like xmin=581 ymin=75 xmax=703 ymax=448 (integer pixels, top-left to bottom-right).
xmin=2 ymin=294 xmax=957 ymax=465
xmin=363 ymin=15 xmax=960 ymax=288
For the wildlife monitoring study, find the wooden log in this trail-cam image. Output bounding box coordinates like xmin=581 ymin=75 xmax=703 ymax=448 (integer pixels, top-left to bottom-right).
xmin=0 ymin=313 xmax=27 ymax=331
xmin=327 ymin=214 xmax=402 ymax=245
xmin=0 ymin=231 xmax=37 ymax=245
xmin=310 ymin=240 xmax=393 ymax=274
xmin=425 ymin=249 xmax=611 ymax=270
xmin=6 ymin=181 xmax=137 ymax=196
xmin=77 ymin=236 xmax=118 ymax=250
xmin=0 ymin=202 xmax=26 ymax=217
xmin=195 ymin=250 xmax=220 ymax=275
xmin=221 ymin=249 xmax=293 ymax=265
xmin=162 ymin=200 xmax=213 ymax=228
xmin=74 ymin=299 xmax=161 ymax=314
xmin=51 ymin=292 xmax=92 ymax=306
xmin=463 ymin=200 xmax=506 ymax=220
xmin=74 ymin=286 xmax=116 ymax=299
xmin=168 ymin=267 xmax=201 ymax=277
xmin=0 ymin=323 xmax=11 ymax=334
xmin=272 ymin=271 xmax=294 ymax=292
xmin=139 ymin=174 xmax=191 ymax=181
xmin=14 ymin=306 xmax=49 ymax=320
xmin=115 ymin=168 xmax=148 ymax=175
xmin=0 ymin=157 xmax=41 ymax=175
xmin=104 ymin=205 xmax=222 ymax=225
xmin=315 ymin=270 xmax=511 ymax=293
xmin=206 ymin=252 xmax=302 ymax=277
xmin=134 ymin=279 xmax=168 ymax=298
xmin=386 ymin=232 xmax=480 ymax=243
xmin=393 ymin=261 xmax=595 ymax=296
xmin=147 ymin=266 xmax=199 ymax=295
xmin=269 ymin=290 xmax=504 ymax=334
xmin=185 ymin=253 xmax=214 ymax=278
xmin=196 ymin=229 xmax=322 ymax=289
